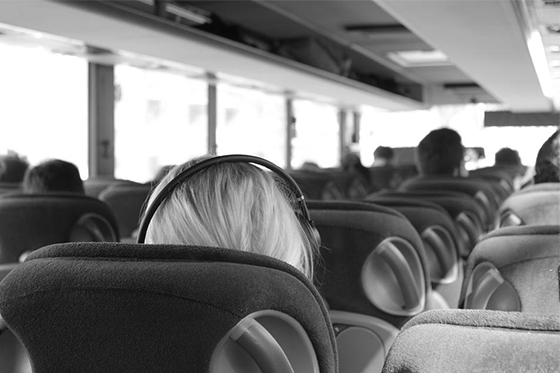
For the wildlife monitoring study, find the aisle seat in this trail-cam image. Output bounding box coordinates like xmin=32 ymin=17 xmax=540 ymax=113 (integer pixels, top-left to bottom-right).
xmin=0 ymin=242 xmax=338 ymax=373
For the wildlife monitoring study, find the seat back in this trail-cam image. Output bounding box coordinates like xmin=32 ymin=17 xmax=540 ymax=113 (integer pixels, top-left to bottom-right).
xmin=308 ymin=201 xmax=431 ymax=373
xmin=83 ymin=177 xmax=140 ymax=198
xmin=0 ymin=194 xmax=119 ymax=263
xmin=461 ymin=225 xmax=560 ymax=314
xmin=497 ymin=183 xmax=560 ymax=228
xmin=382 ymin=309 xmax=560 ymax=373
xmin=0 ymin=242 xmax=337 ymax=373
xmin=99 ymin=184 xmax=152 ymax=239
xmin=364 ymin=197 xmax=463 ymax=308
xmin=289 ymin=171 xmax=345 ymax=200
xmin=400 ymin=176 xmax=499 ymax=230
xmin=370 ymin=191 xmax=485 ymax=257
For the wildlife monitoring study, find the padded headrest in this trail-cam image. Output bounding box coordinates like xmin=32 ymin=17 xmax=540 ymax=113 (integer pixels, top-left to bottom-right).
xmin=99 ymin=184 xmax=153 ymax=238
xmin=461 ymin=225 xmax=560 ymax=314
xmin=499 ymin=183 xmax=560 ymax=226
xmin=382 ymin=309 xmax=560 ymax=373
xmin=0 ymin=242 xmax=337 ymax=373
xmin=307 ymin=201 xmax=430 ymax=328
xmin=0 ymin=193 xmax=119 ymax=263
xmin=399 ymin=176 xmax=499 ymax=226
xmin=364 ymin=198 xmax=460 ymax=284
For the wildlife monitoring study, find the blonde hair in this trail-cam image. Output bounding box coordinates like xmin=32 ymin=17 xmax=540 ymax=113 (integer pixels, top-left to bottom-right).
xmin=145 ymin=155 xmax=316 ymax=278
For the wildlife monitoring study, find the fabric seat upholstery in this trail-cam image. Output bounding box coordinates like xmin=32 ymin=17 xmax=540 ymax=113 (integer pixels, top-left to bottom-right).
xmin=0 ymin=242 xmax=338 ymax=373
xmin=99 ymin=184 xmax=152 ymax=239
xmin=498 ymin=182 xmax=560 ymax=227
xmin=0 ymin=193 xmax=119 ymax=263
xmin=382 ymin=309 xmax=560 ymax=373
xmin=461 ymin=225 xmax=560 ymax=314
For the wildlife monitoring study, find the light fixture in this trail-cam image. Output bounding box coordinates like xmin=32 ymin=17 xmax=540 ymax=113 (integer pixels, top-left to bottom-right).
xmin=386 ymin=50 xmax=451 ymax=67
xmin=548 ymin=45 xmax=560 ymax=53
xmin=550 ymin=60 xmax=560 ymax=68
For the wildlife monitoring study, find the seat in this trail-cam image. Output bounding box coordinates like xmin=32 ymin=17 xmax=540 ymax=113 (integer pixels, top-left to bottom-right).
xmin=99 ymin=184 xmax=152 ymax=239
xmin=461 ymin=225 xmax=560 ymax=314
xmin=307 ymin=201 xmax=433 ymax=373
xmin=0 ymin=182 xmax=21 ymax=196
xmin=288 ymin=171 xmax=345 ymax=200
xmin=400 ymin=176 xmax=499 ymax=231
xmin=0 ymin=193 xmax=119 ymax=263
xmin=497 ymin=182 xmax=560 ymax=228
xmin=369 ymin=191 xmax=485 ymax=258
xmin=0 ymin=242 xmax=338 ymax=373
xmin=364 ymin=197 xmax=463 ymax=308
xmin=382 ymin=309 xmax=560 ymax=373
xmin=83 ymin=177 xmax=140 ymax=198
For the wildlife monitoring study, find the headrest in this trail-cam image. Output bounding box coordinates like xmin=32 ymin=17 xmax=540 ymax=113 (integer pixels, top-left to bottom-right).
xmin=0 ymin=242 xmax=337 ymax=373
xmin=307 ymin=201 xmax=429 ymax=328
xmin=461 ymin=225 xmax=560 ymax=314
xmin=0 ymin=194 xmax=119 ymax=263
xmin=382 ymin=309 xmax=560 ymax=373
xmin=498 ymin=183 xmax=560 ymax=226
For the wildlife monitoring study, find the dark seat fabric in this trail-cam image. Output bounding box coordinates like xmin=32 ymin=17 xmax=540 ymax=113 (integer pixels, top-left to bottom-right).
xmin=382 ymin=309 xmax=560 ymax=373
xmin=461 ymin=225 xmax=560 ymax=314
xmin=364 ymin=198 xmax=463 ymax=308
xmin=0 ymin=194 xmax=119 ymax=263
xmin=0 ymin=242 xmax=338 ymax=373
xmin=368 ymin=191 xmax=485 ymax=257
xmin=99 ymin=184 xmax=152 ymax=238
xmin=307 ymin=201 xmax=431 ymax=329
xmin=84 ymin=177 xmax=140 ymax=198
xmin=289 ymin=171 xmax=345 ymax=200
xmin=400 ymin=176 xmax=499 ymax=229
xmin=498 ymin=182 xmax=560 ymax=227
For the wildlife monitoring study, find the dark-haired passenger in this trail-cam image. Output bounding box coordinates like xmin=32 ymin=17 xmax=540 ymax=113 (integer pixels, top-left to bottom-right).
xmin=533 ymin=130 xmax=560 ymax=185
xmin=415 ymin=128 xmax=467 ymax=177
xmin=23 ymin=159 xmax=84 ymax=194
xmin=0 ymin=154 xmax=29 ymax=183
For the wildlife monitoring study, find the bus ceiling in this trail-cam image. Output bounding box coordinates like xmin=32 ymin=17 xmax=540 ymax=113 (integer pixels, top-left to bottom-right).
xmin=0 ymin=0 xmax=558 ymax=113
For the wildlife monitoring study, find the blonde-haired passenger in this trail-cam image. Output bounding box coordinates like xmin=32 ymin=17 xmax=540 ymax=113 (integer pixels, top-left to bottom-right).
xmin=144 ymin=155 xmax=317 ymax=279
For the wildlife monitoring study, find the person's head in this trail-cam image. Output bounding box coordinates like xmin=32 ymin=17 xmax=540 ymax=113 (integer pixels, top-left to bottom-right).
xmin=495 ymin=148 xmax=521 ymax=167
xmin=0 ymin=154 xmax=29 ymax=182
xmin=143 ymin=155 xmax=317 ymax=279
xmin=153 ymin=165 xmax=175 ymax=184
xmin=416 ymin=128 xmax=466 ymax=176
xmin=373 ymin=146 xmax=394 ymax=166
xmin=533 ymin=130 xmax=560 ymax=184
xmin=341 ymin=153 xmax=362 ymax=170
xmin=23 ymin=159 xmax=84 ymax=194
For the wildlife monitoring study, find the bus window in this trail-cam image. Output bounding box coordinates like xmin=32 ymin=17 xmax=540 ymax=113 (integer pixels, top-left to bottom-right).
xmin=291 ymin=99 xmax=340 ymax=169
xmin=0 ymin=44 xmax=88 ymax=178
xmin=114 ymin=65 xmax=207 ymax=183
xmin=216 ymin=83 xmax=286 ymax=167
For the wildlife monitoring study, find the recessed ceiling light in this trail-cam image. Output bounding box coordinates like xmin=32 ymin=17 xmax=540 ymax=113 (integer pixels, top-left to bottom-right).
xmin=548 ymin=45 xmax=560 ymax=53
xmin=387 ymin=50 xmax=451 ymax=67
xmin=551 ymin=60 xmax=560 ymax=68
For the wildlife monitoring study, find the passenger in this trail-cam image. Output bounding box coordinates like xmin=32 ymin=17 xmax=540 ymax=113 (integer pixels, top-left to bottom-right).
xmin=341 ymin=152 xmax=373 ymax=189
xmin=372 ymin=146 xmax=394 ymax=167
xmin=415 ymin=128 xmax=468 ymax=177
xmin=0 ymin=153 xmax=29 ymax=183
xmin=23 ymin=159 xmax=85 ymax=194
xmin=533 ymin=130 xmax=560 ymax=184
xmin=371 ymin=146 xmax=399 ymax=190
xmin=143 ymin=155 xmax=317 ymax=278
xmin=495 ymin=147 xmax=522 ymax=168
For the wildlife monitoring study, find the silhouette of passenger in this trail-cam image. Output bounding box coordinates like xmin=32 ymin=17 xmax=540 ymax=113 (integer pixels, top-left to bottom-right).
xmin=533 ymin=130 xmax=560 ymax=184
xmin=415 ymin=128 xmax=467 ymax=177
xmin=0 ymin=153 xmax=29 ymax=183
xmin=143 ymin=155 xmax=318 ymax=279
xmin=371 ymin=146 xmax=399 ymax=190
xmin=23 ymin=159 xmax=84 ymax=194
